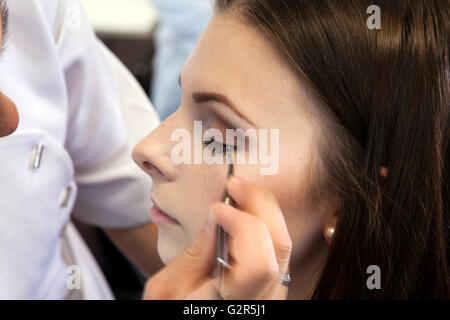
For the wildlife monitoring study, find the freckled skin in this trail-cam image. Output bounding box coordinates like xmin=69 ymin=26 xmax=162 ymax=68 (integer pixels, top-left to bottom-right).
xmin=133 ymin=13 xmax=334 ymax=288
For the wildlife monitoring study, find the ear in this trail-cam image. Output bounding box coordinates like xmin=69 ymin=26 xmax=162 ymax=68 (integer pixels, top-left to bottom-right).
xmin=323 ymin=202 xmax=338 ymax=245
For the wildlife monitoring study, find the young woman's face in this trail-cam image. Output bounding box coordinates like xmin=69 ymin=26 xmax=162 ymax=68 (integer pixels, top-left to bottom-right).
xmin=133 ymin=14 xmax=332 ymax=268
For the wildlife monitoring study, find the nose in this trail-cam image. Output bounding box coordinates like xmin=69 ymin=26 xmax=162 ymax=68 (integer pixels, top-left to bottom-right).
xmin=132 ymin=114 xmax=180 ymax=182
xmin=0 ymin=91 xmax=19 ymax=137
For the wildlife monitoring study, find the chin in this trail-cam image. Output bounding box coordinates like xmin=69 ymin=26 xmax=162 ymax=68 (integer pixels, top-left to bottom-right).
xmin=156 ymin=230 xmax=185 ymax=266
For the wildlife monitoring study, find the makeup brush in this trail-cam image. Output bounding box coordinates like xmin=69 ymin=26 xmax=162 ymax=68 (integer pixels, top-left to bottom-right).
xmin=215 ymin=145 xmax=235 ymax=299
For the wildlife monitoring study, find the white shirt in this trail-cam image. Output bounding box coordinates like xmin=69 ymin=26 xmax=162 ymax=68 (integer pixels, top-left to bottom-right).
xmin=0 ymin=0 xmax=159 ymax=299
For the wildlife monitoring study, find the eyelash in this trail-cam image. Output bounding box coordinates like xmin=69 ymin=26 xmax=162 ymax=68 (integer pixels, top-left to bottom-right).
xmin=203 ymin=137 xmax=237 ymax=154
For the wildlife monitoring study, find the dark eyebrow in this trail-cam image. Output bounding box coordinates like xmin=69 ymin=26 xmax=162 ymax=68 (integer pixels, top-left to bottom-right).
xmin=192 ymin=92 xmax=256 ymax=126
xmin=179 ymin=74 xmax=255 ymax=126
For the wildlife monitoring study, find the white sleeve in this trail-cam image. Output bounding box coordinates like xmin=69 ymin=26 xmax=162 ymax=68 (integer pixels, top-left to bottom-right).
xmin=54 ymin=0 xmax=160 ymax=227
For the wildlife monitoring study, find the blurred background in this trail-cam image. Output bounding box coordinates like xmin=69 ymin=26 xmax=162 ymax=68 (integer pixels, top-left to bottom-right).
xmin=76 ymin=0 xmax=213 ymax=299
xmin=80 ymin=0 xmax=213 ymax=120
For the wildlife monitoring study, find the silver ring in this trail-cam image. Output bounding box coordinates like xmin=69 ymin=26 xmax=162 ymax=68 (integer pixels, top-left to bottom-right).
xmin=279 ymin=273 xmax=292 ymax=287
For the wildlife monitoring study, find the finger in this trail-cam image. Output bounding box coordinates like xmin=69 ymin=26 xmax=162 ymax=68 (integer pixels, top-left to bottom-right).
xmin=184 ymin=277 xmax=221 ymax=300
xmin=211 ymin=203 xmax=279 ymax=299
xmin=143 ymin=217 xmax=217 ymax=300
xmin=227 ymin=177 xmax=292 ymax=273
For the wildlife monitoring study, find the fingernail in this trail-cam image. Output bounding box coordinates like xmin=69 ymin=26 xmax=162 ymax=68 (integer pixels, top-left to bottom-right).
xmin=231 ymin=175 xmax=246 ymax=184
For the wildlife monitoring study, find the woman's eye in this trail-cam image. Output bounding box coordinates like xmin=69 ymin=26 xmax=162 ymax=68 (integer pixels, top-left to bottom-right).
xmin=203 ymin=137 xmax=236 ymax=154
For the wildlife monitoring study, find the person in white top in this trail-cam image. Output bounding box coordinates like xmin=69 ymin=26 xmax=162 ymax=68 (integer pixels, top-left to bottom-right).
xmin=0 ymin=0 xmax=162 ymax=299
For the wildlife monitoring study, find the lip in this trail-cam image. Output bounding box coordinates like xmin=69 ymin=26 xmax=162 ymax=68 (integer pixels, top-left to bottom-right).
xmin=150 ymin=197 xmax=180 ymax=226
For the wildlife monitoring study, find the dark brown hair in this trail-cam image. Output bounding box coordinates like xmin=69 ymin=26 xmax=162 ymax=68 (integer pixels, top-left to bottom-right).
xmin=215 ymin=0 xmax=449 ymax=299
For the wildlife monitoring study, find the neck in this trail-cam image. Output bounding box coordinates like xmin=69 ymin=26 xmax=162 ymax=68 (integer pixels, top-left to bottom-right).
xmin=287 ymin=244 xmax=329 ymax=300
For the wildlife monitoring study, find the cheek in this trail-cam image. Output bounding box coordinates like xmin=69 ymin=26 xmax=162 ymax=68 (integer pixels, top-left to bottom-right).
xmin=157 ymin=163 xmax=229 ymax=265
xmin=178 ymin=163 xmax=229 ymax=242
xmin=264 ymin=171 xmax=326 ymax=262
xmin=284 ymin=201 xmax=327 ymax=263
xmin=242 ymin=142 xmax=326 ymax=261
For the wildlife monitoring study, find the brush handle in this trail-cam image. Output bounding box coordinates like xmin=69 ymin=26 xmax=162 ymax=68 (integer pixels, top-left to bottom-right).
xmin=215 ymin=195 xmax=234 ymax=299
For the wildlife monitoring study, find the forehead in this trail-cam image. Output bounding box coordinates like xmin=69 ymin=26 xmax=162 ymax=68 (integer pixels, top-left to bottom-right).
xmin=184 ymin=13 xmax=293 ymax=88
xmin=182 ymin=13 xmax=307 ymax=124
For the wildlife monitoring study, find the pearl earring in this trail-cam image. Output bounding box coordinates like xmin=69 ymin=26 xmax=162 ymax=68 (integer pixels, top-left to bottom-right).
xmin=326 ymin=227 xmax=335 ymax=239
